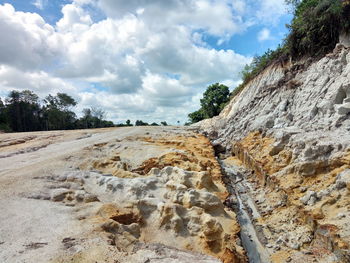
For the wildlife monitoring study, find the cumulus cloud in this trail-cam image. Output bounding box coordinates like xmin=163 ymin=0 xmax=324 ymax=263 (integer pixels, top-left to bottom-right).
xmin=0 ymin=4 xmax=61 ymax=70
xmin=0 ymin=1 xmax=288 ymax=123
xmin=232 ymin=0 xmax=247 ymax=14
xmin=0 ymin=65 xmax=78 ymax=98
xmin=258 ymin=28 xmax=272 ymax=42
xmin=256 ymin=0 xmax=288 ymax=25
xmin=32 ymin=0 xmax=47 ymax=10
xmin=56 ymin=3 xmax=93 ymax=32
xmin=97 ymin=0 xmax=244 ymax=36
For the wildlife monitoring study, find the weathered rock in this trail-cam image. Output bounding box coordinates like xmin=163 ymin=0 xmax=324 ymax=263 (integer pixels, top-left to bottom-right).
xmin=83 ymin=193 xmax=99 ymax=203
xmin=300 ymin=191 xmax=317 ymax=206
xmin=336 ymin=169 xmax=350 ymax=189
xmin=337 ymin=103 xmax=350 ymax=115
xmin=51 ymin=189 xmax=73 ymax=202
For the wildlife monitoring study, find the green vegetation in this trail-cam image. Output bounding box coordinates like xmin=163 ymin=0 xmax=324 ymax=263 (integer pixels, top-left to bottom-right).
xmin=79 ymin=108 xmax=114 ymax=129
xmin=231 ymin=0 xmax=350 ymax=99
xmin=135 ymin=120 xmax=149 ymax=126
xmin=134 ymin=120 xmax=168 ymax=126
xmin=0 ymin=90 xmax=171 ymax=132
xmin=231 ymin=46 xmax=287 ymax=99
xmin=0 ymin=90 xmax=115 ymax=132
xmin=286 ymin=0 xmax=350 ymax=58
xmin=188 ymin=83 xmax=230 ymax=123
xmin=188 ymin=1 xmax=350 ymax=124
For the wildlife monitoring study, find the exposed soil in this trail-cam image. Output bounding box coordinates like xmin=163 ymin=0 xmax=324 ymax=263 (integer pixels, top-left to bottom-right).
xmin=0 ymin=127 xmax=245 ymax=263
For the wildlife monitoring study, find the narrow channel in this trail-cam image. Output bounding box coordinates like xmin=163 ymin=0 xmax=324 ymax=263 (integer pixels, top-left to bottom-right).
xmin=220 ymin=160 xmax=271 ymax=263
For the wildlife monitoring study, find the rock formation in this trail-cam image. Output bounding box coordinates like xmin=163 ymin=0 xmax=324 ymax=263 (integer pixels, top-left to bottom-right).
xmin=195 ymin=44 xmax=350 ymax=262
xmin=2 ymin=35 xmax=350 ymax=263
xmin=0 ymin=127 xmax=246 ymax=263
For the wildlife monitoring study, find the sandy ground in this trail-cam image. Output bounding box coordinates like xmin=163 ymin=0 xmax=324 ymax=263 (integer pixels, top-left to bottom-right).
xmin=0 ymin=127 xmax=243 ymax=263
xmin=0 ymin=128 xmax=136 ymax=262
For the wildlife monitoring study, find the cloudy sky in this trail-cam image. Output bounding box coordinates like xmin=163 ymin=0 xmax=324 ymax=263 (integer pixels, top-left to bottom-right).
xmin=0 ymin=0 xmax=291 ymax=124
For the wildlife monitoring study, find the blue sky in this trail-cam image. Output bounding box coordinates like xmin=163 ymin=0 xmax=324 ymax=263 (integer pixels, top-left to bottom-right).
xmin=0 ymin=0 xmax=292 ymax=124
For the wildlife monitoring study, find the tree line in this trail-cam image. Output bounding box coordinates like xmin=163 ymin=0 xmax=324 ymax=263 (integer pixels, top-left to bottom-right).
xmin=0 ymin=90 xmax=168 ymax=132
xmin=0 ymin=90 xmax=114 ymax=132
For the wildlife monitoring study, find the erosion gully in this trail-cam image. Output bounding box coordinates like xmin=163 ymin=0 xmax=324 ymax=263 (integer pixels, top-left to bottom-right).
xmin=219 ymin=159 xmax=271 ymax=263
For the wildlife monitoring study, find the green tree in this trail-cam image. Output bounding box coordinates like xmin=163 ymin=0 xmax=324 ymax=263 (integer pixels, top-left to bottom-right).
xmin=81 ymin=108 xmax=93 ymax=128
xmin=126 ymin=119 xmax=132 ymax=126
xmin=79 ymin=107 xmax=111 ymax=129
xmin=0 ymin=90 xmax=115 ymax=133
xmin=188 ymin=83 xmax=230 ymax=123
xmin=160 ymin=121 xmax=168 ymax=126
xmin=188 ymin=109 xmax=205 ymax=123
xmin=5 ymin=90 xmax=42 ymax=132
xmin=285 ymin=0 xmax=302 ymax=11
xmin=56 ymin=93 xmax=77 ymax=111
xmin=200 ymin=83 xmax=229 ymax=118
xmin=0 ymin=98 xmax=10 ymax=132
xmin=91 ymin=107 xmax=105 ymax=128
xmin=44 ymin=93 xmax=77 ymax=130
xmin=0 ymin=98 xmax=4 ymax=122
xmin=135 ymin=120 xmax=149 ymax=126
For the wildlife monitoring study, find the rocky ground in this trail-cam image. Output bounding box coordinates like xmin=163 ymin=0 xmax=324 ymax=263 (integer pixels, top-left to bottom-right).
xmin=196 ymin=44 xmax=350 ymax=262
xmin=0 ymin=127 xmax=246 ymax=263
xmin=2 ymin=45 xmax=350 ymax=263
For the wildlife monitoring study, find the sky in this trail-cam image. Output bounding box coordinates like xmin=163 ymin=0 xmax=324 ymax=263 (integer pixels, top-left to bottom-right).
xmin=0 ymin=0 xmax=292 ymax=124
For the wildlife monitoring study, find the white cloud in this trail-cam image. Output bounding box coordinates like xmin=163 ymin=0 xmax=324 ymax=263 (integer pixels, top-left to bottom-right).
xmin=232 ymin=0 xmax=247 ymax=14
xmin=0 ymin=4 xmax=61 ymax=70
xmin=256 ymin=0 xmax=288 ymax=25
xmin=97 ymin=0 xmax=245 ymax=37
xmin=0 ymin=1 xmax=288 ymax=123
xmin=32 ymin=0 xmax=47 ymax=10
xmin=0 ymin=65 xmax=78 ymax=98
xmin=258 ymin=28 xmax=272 ymax=42
xmin=56 ymin=3 xmax=93 ymax=32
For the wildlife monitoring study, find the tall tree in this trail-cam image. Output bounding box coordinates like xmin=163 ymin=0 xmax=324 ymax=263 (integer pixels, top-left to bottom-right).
xmin=188 ymin=83 xmax=230 ymax=123
xmin=44 ymin=93 xmax=77 ymax=130
xmin=91 ymin=107 xmax=105 ymax=128
xmin=81 ymin=108 xmax=93 ymax=129
xmin=200 ymin=83 xmax=230 ymax=118
xmin=5 ymin=90 xmax=41 ymax=132
xmin=0 ymin=98 xmax=10 ymax=132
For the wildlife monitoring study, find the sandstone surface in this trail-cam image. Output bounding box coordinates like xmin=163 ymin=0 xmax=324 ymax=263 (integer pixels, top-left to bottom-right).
xmin=0 ymin=127 xmax=245 ymax=263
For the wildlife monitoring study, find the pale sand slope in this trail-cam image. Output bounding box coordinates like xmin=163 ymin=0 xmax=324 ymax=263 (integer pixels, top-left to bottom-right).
xmin=0 ymin=127 xmax=245 ymax=263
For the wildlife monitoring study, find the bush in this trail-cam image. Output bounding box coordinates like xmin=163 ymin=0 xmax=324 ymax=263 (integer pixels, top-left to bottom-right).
xmin=188 ymin=109 xmax=205 ymax=123
xmin=286 ymin=0 xmax=350 ymax=58
xmin=230 ymin=46 xmax=288 ymax=99
xmin=230 ymin=0 xmax=350 ymax=100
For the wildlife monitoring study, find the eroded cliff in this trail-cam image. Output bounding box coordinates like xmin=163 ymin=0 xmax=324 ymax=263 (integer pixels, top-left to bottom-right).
xmin=196 ymin=44 xmax=350 ymax=262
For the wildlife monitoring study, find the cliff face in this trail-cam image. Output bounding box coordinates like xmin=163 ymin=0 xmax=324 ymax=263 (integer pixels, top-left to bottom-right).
xmin=196 ymin=44 xmax=350 ymax=262
xmin=198 ymin=44 xmax=350 ymax=151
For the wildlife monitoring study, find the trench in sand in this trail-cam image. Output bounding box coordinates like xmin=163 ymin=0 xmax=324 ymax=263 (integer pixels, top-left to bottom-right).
xmin=221 ymin=161 xmax=271 ymax=263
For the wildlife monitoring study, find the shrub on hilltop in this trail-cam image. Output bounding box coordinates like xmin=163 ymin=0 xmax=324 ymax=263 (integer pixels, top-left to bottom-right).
xmin=231 ymin=0 xmax=350 ymax=99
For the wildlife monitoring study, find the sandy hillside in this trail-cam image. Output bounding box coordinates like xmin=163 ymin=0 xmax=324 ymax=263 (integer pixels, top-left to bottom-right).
xmin=0 ymin=127 xmax=245 ymax=263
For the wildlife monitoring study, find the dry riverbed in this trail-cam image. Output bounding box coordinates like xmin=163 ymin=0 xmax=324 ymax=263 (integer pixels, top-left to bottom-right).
xmin=0 ymin=127 xmax=246 ymax=263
